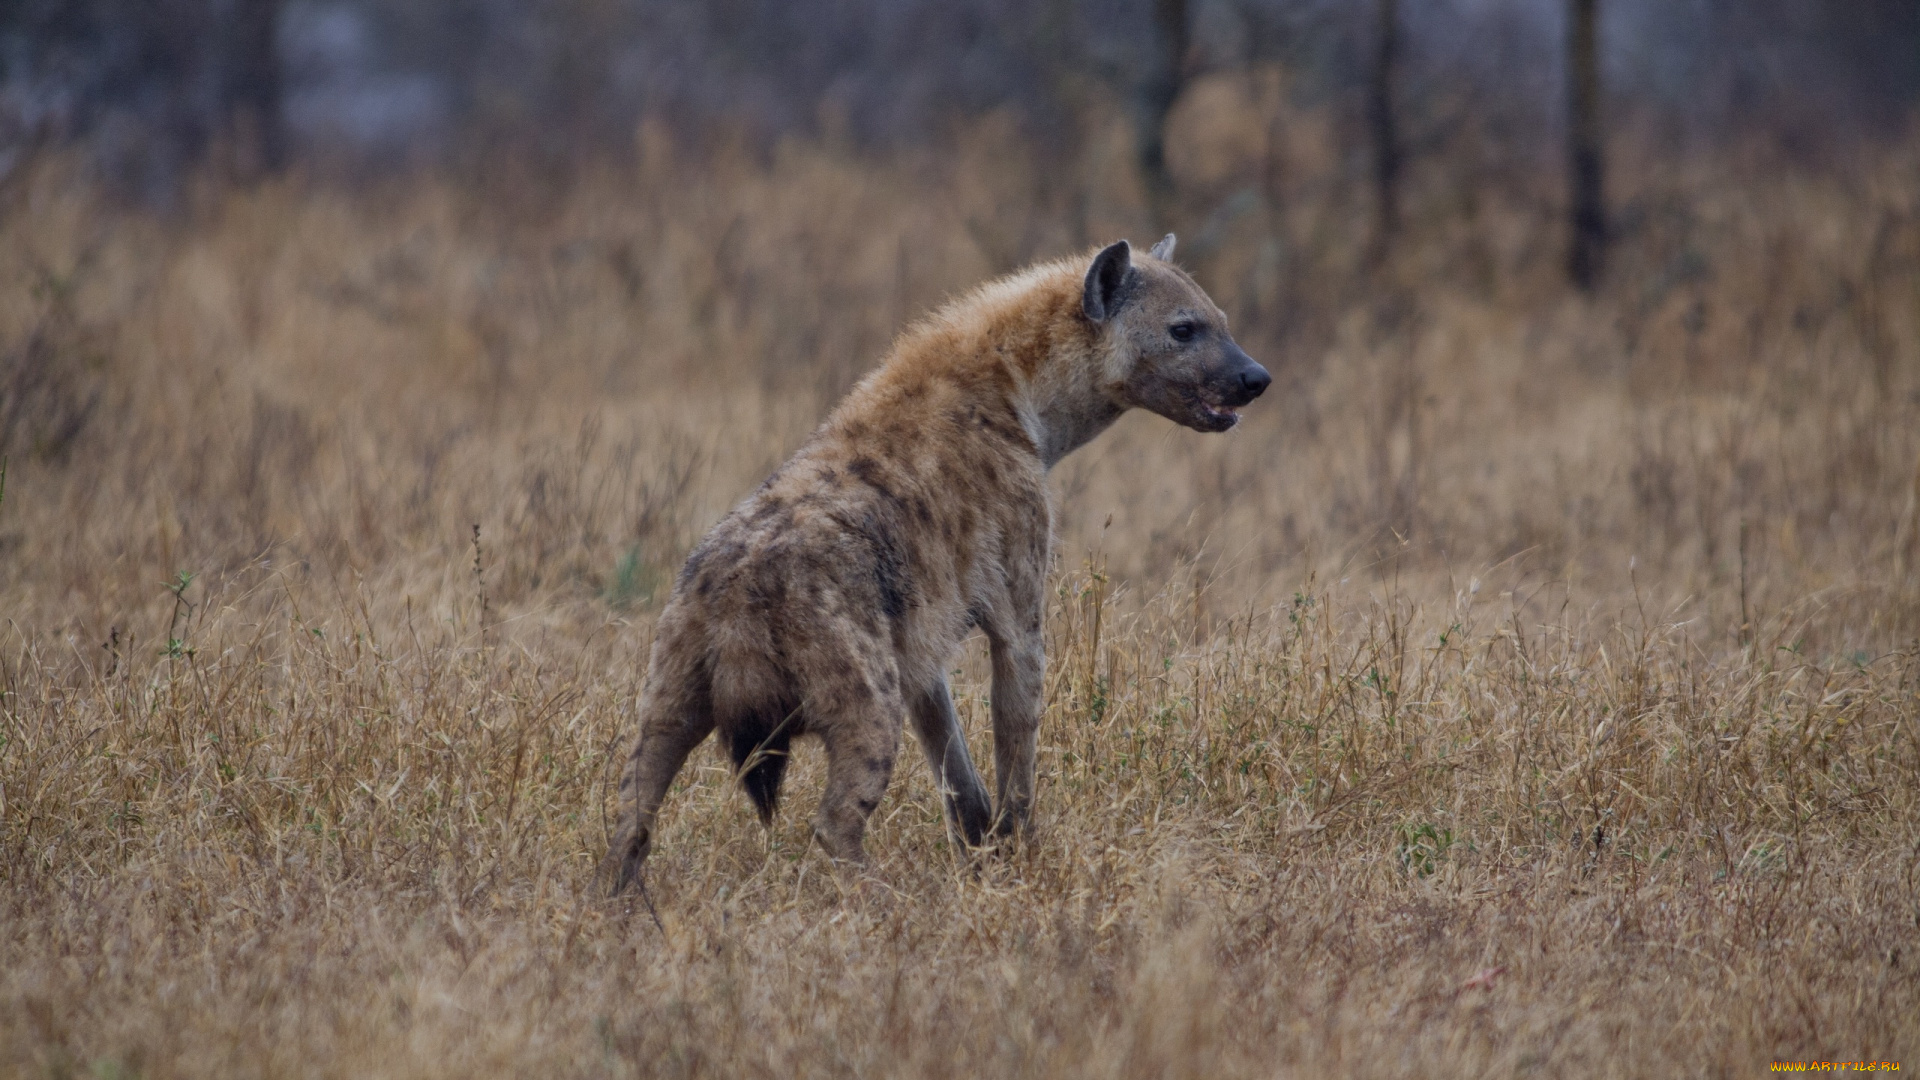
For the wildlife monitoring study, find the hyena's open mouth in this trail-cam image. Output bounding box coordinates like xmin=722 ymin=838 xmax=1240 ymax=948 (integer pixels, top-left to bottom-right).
xmin=1200 ymin=400 xmax=1242 ymax=426
xmin=1187 ymin=393 xmax=1245 ymax=432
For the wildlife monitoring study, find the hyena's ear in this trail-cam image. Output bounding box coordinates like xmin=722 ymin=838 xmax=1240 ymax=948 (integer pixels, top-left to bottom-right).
xmin=1083 ymin=239 xmax=1133 ymax=323
xmin=1149 ymin=233 xmax=1176 ymax=261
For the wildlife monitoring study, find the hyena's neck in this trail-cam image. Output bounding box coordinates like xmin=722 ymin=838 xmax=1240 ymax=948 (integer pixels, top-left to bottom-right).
xmin=1002 ymin=302 xmax=1124 ymax=470
xmin=1014 ymin=377 xmax=1125 ymax=469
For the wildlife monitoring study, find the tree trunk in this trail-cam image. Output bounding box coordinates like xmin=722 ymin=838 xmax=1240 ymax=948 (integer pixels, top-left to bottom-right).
xmin=226 ymin=0 xmax=285 ymax=174
xmin=1566 ymin=0 xmax=1605 ymax=289
xmin=1368 ymin=0 xmax=1402 ymax=260
xmin=1040 ymin=0 xmax=1091 ymax=248
xmin=1137 ymin=0 xmax=1189 ymax=231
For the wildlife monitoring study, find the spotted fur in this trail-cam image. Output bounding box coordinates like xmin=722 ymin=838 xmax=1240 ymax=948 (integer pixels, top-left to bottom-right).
xmin=607 ymin=235 xmax=1269 ymax=890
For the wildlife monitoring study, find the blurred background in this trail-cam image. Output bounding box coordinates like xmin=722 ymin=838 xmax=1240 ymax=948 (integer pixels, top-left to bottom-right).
xmin=5 ymin=1 xmax=1918 ymax=203
xmin=1 ymin=0 xmax=1918 ymax=646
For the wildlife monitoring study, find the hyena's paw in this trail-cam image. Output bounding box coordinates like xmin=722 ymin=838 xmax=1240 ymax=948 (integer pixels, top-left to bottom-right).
xmin=603 ymin=823 xmax=653 ymax=897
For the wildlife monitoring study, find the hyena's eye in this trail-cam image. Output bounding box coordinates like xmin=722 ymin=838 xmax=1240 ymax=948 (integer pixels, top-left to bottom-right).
xmin=1169 ymin=321 xmax=1199 ymax=343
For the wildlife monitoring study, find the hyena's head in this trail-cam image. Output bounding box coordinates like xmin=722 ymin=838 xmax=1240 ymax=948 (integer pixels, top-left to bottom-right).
xmin=1083 ymin=235 xmax=1270 ymax=432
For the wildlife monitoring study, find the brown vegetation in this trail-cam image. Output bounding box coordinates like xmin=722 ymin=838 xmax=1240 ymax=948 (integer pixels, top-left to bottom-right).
xmin=2 ymin=90 xmax=1918 ymax=1077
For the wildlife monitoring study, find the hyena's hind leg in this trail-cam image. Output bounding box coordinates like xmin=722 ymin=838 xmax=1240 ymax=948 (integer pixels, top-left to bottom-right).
xmin=813 ymin=713 xmax=902 ymax=865
xmin=802 ymin=645 xmax=906 ymax=866
xmin=607 ymin=641 xmax=714 ymax=896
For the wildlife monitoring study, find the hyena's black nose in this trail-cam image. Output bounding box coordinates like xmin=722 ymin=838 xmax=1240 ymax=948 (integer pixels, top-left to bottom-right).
xmin=1240 ymin=364 xmax=1272 ymax=398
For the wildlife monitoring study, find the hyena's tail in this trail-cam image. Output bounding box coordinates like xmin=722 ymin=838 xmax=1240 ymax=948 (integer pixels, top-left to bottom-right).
xmin=711 ymin=638 xmax=800 ymax=827
xmin=726 ymin=701 xmax=798 ymax=825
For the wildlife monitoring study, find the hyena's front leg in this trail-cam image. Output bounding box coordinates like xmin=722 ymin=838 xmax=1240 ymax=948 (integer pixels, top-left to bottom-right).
xmin=987 ymin=630 xmax=1045 ymax=838
xmin=908 ymin=676 xmax=992 ymax=847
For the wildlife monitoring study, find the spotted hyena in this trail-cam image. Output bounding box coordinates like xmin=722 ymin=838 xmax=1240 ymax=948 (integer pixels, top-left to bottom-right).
xmin=607 ymin=234 xmax=1269 ymax=891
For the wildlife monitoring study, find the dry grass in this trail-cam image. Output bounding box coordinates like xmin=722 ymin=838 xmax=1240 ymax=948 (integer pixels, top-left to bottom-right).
xmin=3 ymin=90 xmax=1920 ymax=1077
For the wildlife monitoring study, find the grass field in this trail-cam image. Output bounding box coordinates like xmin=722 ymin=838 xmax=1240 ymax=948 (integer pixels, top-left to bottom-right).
xmin=3 ymin=96 xmax=1919 ymax=1077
